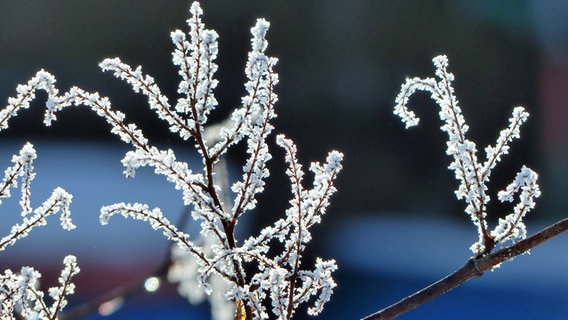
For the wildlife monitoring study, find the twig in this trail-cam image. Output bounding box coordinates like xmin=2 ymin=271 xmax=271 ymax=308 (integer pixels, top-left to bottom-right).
xmin=361 ymin=217 xmax=568 ymax=320
xmin=59 ymin=207 xmax=191 ymax=320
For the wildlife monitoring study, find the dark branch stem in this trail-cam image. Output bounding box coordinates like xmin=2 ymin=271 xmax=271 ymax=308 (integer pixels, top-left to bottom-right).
xmin=58 ymin=208 xmax=191 ymax=320
xmin=361 ymin=217 xmax=568 ymax=320
xmin=59 ymin=247 xmax=173 ymax=320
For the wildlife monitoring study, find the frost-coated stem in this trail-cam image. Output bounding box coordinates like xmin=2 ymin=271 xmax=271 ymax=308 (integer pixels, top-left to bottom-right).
xmin=2 ymin=2 xmax=341 ymax=319
xmin=394 ymin=55 xmax=535 ymax=256
xmin=361 ymin=216 xmax=568 ymax=320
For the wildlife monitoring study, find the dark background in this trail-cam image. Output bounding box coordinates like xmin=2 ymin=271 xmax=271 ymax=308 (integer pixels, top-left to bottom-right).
xmin=1 ymin=1 xmax=568 ymax=319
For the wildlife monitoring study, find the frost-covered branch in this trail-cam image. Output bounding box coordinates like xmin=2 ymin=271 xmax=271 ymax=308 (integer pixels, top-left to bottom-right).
xmin=3 ymin=1 xmax=568 ymax=319
xmin=362 ymin=55 xmax=550 ymax=320
xmin=0 ymin=143 xmax=37 ymax=215
xmin=0 ymin=117 xmax=75 ymax=252
xmin=492 ymin=165 xmax=540 ymax=244
xmin=0 ymin=187 xmax=74 ymax=251
xmin=0 ymin=71 xmax=75 ymax=247
xmin=0 ymin=71 xmax=58 ymax=131
xmin=394 ymin=55 xmax=538 ymax=256
xmin=0 ymin=74 xmax=77 ymax=318
xmin=2 ymin=2 xmax=341 ymax=319
xmin=0 ymin=255 xmax=80 ymax=320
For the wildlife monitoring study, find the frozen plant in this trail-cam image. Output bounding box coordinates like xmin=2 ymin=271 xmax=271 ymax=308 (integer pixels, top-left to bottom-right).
xmin=0 ymin=73 xmax=78 ymax=319
xmin=394 ymin=55 xmax=541 ymax=257
xmin=362 ymin=55 xmax=555 ymax=320
xmin=0 ymin=256 xmax=80 ymax=320
xmin=1 ymin=1 xmax=342 ymax=319
xmin=0 ymin=72 xmax=75 ymax=251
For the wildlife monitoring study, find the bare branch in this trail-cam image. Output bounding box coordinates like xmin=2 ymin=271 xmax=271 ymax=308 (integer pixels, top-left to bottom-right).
xmin=361 ymin=217 xmax=568 ymax=320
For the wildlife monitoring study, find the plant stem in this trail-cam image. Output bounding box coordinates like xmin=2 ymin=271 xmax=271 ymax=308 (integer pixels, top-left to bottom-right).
xmin=361 ymin=217 xmax=568 ymax=320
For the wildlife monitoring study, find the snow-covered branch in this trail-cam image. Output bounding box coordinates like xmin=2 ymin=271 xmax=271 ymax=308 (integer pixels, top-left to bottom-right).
xmin=0 ymin=255 xmax=80 ymax=320
xmin=4 ymin=1 xmax=564 ymax=320
xmin=394 ymin=55 xmax=538 ymax=256
xmin=0 ymin=2 xmax=341 ymax=319
xmin=361 ymin=55 xmax=551 ymax=320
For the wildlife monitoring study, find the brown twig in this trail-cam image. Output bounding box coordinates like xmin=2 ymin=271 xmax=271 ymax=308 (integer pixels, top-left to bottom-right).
xmin=361 ymin=217 xmax=568 ymax=320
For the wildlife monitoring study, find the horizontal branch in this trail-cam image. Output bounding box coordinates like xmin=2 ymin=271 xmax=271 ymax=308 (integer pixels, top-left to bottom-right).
xmin=361 ymin=216 xmax=568 ymax=320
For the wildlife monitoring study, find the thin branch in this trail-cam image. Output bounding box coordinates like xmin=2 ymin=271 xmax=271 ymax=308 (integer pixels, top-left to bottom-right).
xmin=361 ymin=216 xmax=568 ymax=320
xmin=58 ymin=207 xmax=191 ymax=320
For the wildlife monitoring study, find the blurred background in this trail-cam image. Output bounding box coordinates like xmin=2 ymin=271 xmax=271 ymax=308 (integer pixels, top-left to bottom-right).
xmin=1 ymin=1 xmax=568 ymax=319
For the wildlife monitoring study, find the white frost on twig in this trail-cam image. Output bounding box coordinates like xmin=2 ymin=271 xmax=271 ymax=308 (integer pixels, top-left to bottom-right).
xmin=394 ymin=55 xmax=539 ymax=256
xmin=0 ymin=2 xmax=342 ymax=319
xmin=0 ymin=255 xmax=79 ymax=319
